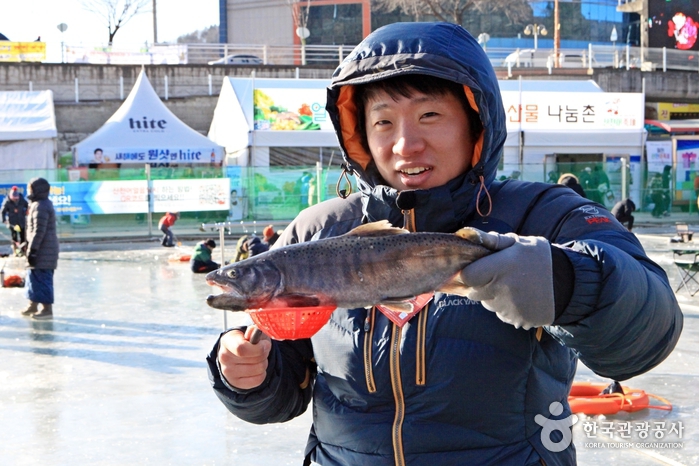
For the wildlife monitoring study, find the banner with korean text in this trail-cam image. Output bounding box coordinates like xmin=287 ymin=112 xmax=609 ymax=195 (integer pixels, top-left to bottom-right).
xmin=0 ymin=42 xmax=46 ymax=62
xmin=501 ymin=92 xmax=644 ymax=131
xmin=48 ymin=178 xmax=230 ymax=215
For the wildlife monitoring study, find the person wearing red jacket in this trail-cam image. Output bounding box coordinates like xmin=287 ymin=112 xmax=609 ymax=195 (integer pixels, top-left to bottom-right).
xmin=157 ymin=212 xmax=179 ymax=247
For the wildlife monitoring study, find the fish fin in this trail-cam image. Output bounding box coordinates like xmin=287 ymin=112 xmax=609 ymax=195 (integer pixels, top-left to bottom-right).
xmin=454 ymin=227 xmax=485 ymax=245
xmin=345 ymin=220 xmax=408 ymax=237
xmin=378 ymin=292 xmax=434 ymax=314
xmin=437 ymin=274 xmax=471 ymax=297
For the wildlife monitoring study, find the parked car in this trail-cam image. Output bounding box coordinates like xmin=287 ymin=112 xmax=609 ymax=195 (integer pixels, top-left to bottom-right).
xmin=501 ymin=49 xmax=597 ymax=68
xmin=208 ymin=54 xmax=264 ymax=65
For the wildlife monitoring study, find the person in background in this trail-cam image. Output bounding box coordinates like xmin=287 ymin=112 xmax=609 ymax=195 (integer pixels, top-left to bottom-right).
xmin=262 ymin=225 xmax=280 ymax=247
xmin=649 ymin=172 xmax=666 ymax=218
xmin=207 ymin=22 xmax=682 ymax=466
xmin=158 ymin=211 xmax=179 ymax=247
xmin=557 ymin=173 xmax=587 ymax=198
xmin=662 ymin=165 xmax=672 ymax=216
xmin=611 ymin=198 xmax=636 ymax=231
xmin=298 ymin=172 xmax=313 ymax=208
xmin=233 ymin=234 xmax=250 ymax=263
xmin=233 ymin=234 xmax=269 ymax=263
xmin=245 ymin=236 xmax=269 ymax=257
xmin=21 ymin=178 xmax=59 ymax=320
xmin=578 ymin=166 xmax=594 ymax=197
xmin=1 ymin=186 xmax=29 ymax=256
xmin=190 ymin=239 xmax=219 ymax=273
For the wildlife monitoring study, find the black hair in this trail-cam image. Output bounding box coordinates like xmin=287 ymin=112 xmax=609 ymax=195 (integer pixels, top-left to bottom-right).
xmin=205 ymin=239 xmax=216 ymax=248
xmin=353 ymin=74 xmax=483 ymax=154
xmin=94 ymin=148 xmax=103 ymax=154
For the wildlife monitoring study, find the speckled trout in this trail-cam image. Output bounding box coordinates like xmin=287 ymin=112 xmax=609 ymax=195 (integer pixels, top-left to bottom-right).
xmin=205 ymin=220 xmax=495 ymax=313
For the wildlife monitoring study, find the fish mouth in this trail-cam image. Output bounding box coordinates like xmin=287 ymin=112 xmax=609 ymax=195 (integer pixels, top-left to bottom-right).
xmin=205 ymin=277 xmax=246 ymax=311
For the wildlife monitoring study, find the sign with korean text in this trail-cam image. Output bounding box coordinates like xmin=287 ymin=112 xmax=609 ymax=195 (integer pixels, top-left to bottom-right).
xmin=501 ymin=92 xmax=644 ymax=131
xmin=48 ymin=178 xmax=230 ymax=215
xmin=80 ymin=146 xmax=221 ymax=165
xmin=646 ymin=140 xmax=673 ymax=174
xmin=0 ymin=42 xmax=46 ymax=62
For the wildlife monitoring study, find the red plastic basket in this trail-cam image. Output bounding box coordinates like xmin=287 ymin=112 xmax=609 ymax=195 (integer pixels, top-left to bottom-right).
xmin=248 ymin=306 xmax=336 ymax=340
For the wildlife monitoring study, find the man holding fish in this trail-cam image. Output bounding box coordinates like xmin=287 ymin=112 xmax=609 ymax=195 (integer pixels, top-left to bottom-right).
xmin=206 ymin=22 xmax=682 ymax=466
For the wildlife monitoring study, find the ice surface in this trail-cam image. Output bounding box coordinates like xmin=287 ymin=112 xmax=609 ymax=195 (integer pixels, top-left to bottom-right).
xmin=0 ymin=234 xmax=696 ymax=465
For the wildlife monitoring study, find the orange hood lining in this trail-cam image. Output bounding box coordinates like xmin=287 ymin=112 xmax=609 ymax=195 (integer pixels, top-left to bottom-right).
xmin=336 ymin=84 xmax=484 ymax=172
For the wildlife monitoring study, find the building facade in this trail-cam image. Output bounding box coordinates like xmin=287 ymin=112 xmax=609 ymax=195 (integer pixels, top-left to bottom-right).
xmin=219 ymin=0 xmax=640 ymax=48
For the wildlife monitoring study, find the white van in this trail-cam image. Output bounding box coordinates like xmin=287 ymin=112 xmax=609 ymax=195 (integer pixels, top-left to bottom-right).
xmin=208 ymin=54 xmax=264 ymax=65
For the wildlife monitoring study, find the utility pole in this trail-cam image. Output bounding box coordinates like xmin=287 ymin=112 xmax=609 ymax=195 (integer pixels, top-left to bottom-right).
xmin=152 ymin=0 xmax=158 ymax=44
xmin=553 ymin=0 xmax=560 ymax=68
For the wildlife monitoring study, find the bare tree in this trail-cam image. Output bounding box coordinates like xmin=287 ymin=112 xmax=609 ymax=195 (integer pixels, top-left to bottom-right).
xmin=382 ymin=0 xmax=431 ymax=21
xmin=373 ymin=0 xmax=531 ymax=26
xmin=473 ymin=0 xmax=531 ymax=26
xmin=81 ymin=0 xmax=151 ymax=45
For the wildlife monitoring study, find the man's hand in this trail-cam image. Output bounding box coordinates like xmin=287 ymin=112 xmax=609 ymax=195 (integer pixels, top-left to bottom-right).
xmin=218 ymin=326 xmax=272 ymax=390
xmin=27 ymin=250 xmax=38 ymax=267
xmin=461 ymin=232 xmax=555 ymax=330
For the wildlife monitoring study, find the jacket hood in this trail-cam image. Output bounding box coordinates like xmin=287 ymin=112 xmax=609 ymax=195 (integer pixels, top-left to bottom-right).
xmin=326 ymin=22 xmax=506 ymax=232
xmin=28 ymin=177 xmax=51 ymax=201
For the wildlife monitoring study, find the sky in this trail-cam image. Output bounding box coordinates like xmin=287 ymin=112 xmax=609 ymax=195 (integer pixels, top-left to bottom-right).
xmin=1 ymin=0 xmax=219 ymax=61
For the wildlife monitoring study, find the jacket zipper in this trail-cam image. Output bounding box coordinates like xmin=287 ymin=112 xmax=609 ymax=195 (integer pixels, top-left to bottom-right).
xmin=364 ymin=307 xmax=377 ymax=393
xmin=390 ymin=323 xmax=406 ymax=466
xmin=415 ymin=308 xmax=428 ymax=386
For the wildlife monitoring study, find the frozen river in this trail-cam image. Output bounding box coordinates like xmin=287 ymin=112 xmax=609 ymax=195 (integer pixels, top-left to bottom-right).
xmin=0 ymin=233 xmax=697 ymax=465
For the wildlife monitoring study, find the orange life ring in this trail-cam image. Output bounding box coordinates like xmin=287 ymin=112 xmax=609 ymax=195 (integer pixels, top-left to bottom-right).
xmin=168 ymin=253 xmax=191 ymax=262
xmin=568 ymin=381 xmax=672 ymax=415
xmin=2 ymin=274 xmax=25 ymax=287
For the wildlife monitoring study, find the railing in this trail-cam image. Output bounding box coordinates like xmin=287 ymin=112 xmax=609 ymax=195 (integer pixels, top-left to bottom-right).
xmin=23 ymin=41 xmax=699 ymax=72
xmin=0 ymin=161 xmax=696 ymax=241
xmin=3 ymin=42 xmax=698 ymax=103
xmin=62 ymin=42 xmax=353 ymax=67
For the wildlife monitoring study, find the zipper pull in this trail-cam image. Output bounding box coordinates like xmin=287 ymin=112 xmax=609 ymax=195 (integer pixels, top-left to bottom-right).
xmin=396 ymin=190 xmax=417 ymax=232
xmin=364 ymin=314 xmax=371 ymax=332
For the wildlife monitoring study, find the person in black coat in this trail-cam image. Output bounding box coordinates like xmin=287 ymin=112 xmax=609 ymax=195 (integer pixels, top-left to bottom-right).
xmin=557 ymin=173 xmax=587 ymax=198
xmin=611 ymin=198 xmax=636 ymax=231
xmin=1 ymin=186 xmax=29 ymax=256
xmin=22 ymin=178 xmax=59 ymax=320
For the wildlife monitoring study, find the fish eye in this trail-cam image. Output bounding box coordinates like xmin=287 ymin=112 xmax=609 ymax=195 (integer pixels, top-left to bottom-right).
xmin=226 ymin=269 xmax=238 ymax=279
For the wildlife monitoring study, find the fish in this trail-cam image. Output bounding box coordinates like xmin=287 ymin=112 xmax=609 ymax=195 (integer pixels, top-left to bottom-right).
xmin=205 ymin=220 xmax=495 ymax=314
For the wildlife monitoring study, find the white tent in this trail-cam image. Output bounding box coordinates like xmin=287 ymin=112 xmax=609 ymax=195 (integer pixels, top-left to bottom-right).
xmin=0 ymin=90 xmax=57 ymax=169
xmin=73 ymin=70 xmax=223 ymax=165
xmin=208 ymin=77 xmax=337 ymax=166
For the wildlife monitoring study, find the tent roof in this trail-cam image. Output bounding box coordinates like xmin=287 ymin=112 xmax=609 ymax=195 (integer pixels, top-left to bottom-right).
xmin=73 ymin=70 xmax=222 ymax=163
xmin=498 ymin=80 xmax=603 ymax=92
xmin=0 ymin=90 xmax=57 ymax=141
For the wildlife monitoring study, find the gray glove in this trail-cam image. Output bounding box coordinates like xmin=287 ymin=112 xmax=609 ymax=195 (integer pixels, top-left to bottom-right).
xmin=460 ymin=232 xmax=555 ymax=330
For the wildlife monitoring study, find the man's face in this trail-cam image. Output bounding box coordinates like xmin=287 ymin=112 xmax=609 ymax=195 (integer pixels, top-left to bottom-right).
xmin=364 ymin=89 xmax=475 ymax=191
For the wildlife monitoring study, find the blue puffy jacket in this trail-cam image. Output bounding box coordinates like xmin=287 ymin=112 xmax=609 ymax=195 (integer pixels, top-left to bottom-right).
xmin=207 ymin=22 xmax=682 ymax=466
